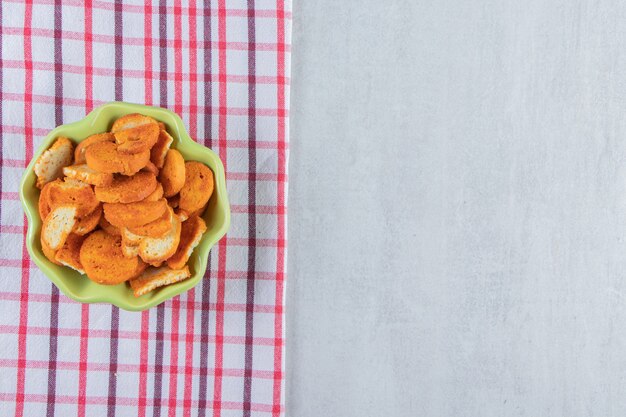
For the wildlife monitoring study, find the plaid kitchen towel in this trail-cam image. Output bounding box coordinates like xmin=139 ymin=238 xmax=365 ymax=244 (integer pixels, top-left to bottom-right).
xmin=0 ymin=0 xmax=290 ymax=416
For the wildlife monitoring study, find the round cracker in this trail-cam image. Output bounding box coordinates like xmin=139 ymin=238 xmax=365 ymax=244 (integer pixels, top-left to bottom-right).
xmin=63 ymin=164 xmax=114 ymax=187
xmin=73 ymin=204 xmax=102 ymax=235
xmin=135 ymin=212 xmax=181 ymax=264
xmin=74 ymin=132 xmax=114 ymax=164
xmin=94 ymin=172 xmax=157 ymax=203
xmin=34 ymin=137 xmax=74 ymax=189
xmin=103 ymin=198 xmax=168 ymax=228
xmin=41 ymin=239 xmax=62 ymax=265
xmin=166 ymin=215 xmax=207 ymax=270
xmin=111 ymin=113 xmax=158 ymax=132
xmin=150 ymin=129 xmax=173 ymax=169
xmin=80 ymin=231 xmax=146 ymax=285
xmin=159 ymin=149 xmax=186 ymax=197
xmin=55 ymin=233 xmax=87 ymax=273
xmin=179 ymin=161 xmax=214 ymax=215
xmin=85 ymin=141 xmax=150 ymax=175
xmin=99 ymin=215 xmax=121 ymax=236
xmin=114 ymin=122 xmax=160 ymax=154
xmin=126 ymin=205 xmax=172 ymax=238
xmin=48 ymin=179 xmax=99 ymax=217
xmin=38 ymin=179 xmax=61 ymax=220
xmin=143 ymin=183 xmax=164 ymax=202
xmin=141 ymin=161 xmax=159 ymax=176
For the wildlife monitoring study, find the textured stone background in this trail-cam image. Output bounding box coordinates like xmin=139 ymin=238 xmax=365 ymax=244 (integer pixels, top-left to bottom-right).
xmin=288 ymin=1 xmax=626 ymax=416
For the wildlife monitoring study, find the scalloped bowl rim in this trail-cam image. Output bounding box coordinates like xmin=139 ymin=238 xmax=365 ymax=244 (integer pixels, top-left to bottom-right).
xmin=19 ymin=102 xmax=230 ymax=311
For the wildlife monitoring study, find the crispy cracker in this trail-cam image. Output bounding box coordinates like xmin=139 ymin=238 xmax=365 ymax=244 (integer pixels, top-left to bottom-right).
xmin=143 ymin=183 xmax=164 ymax=202
xmin=122 ymin=210 xmax=181 ymax=264
xmin=114 ymin=122 xmax=160 ymax=154
xmin=55 ymin=233 xmax=86 ymax=274
xmin=80 ymin=230 xmax=146 ymax=285
xmin=126 ymin=205 xmax=172 ymax=238
xmin=129 ymin=265 xmax=191 ymax=297
xmin=159 ymin=149 xmax=186 ymax=197
xmin=63 ymin=164 xmax=114 ymax=187
xmin=73 ymin=204 xmax=102 ymax=235
xmin=48 ymin=178 xmax=99 ymax=217
xmin=179 ymin=161 xmax=214 ymax=214
xmin=74 ymin=132 xmax=114 ymax=164
xmin=142 ymin=161 xmax=159 ymax=176
xmin=38 ymin=179 xmax=61 ymax=220
xmin=150 ymin=129 xmax=174 ymax=169
xmin=41 ymin=205 xmax=78 ymax=251
xmin=41 ymin=239 xmax=62 ymax=265
xmin=167 ymin=215 xmax=207 ymax=269
xmin=85 ymin=141 xmax=150 ymax=175
xmin=34 ymin=137 xmax=74 ymax=189
xmin=111 ymin=113 xmax=158 ymax=132
xmin=99 ymin=215 xmax=121 ymax=236
xmin=94 ymin=172 xmax=157 ymax=203
xmin=103 ymin=198 xmax=167 ymax=228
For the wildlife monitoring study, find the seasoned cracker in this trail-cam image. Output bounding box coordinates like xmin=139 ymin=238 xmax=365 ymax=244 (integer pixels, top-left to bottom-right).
xmin=129 ymin=265 xmax=191 ymax=297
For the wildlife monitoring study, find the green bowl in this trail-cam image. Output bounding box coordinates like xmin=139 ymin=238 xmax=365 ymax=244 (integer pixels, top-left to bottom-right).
xmin=19 ymin=102 xmax=230 ymax=311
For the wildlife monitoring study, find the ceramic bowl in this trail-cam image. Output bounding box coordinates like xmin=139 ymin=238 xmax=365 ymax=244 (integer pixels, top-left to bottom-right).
xmin=19 ymin=102 xmax=230 ymax=311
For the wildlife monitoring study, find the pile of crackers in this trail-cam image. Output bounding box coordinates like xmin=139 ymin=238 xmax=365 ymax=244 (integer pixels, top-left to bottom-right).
xmin=34 ymin=114 xmax=213 ymax=297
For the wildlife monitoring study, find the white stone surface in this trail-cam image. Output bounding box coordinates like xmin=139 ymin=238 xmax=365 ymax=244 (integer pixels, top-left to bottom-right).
xmin=287 ymin=1 xmax=626 ymax=416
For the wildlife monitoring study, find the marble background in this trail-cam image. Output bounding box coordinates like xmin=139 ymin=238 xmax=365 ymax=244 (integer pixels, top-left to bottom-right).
xmin=287 ymin=1 xmax=626 ymax=416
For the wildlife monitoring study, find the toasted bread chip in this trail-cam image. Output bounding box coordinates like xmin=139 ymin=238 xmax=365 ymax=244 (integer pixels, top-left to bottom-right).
xmin=141 ymin=161 xmax=159 ymax=176
xmin=144 ymin=183 xmax=164 ymax=202
xmin=111 ymin=113 xmax=158 ymax=132
xmin=34 ymin=137 xmax=74 ymax=189
xmin=99 ymin=215 xmax=121 ymax=236
xmin=73 ymin=204 xmax=102 ymax=235
xmin=179 ymin=161 xmax=214 ymax=215
xmin=122 ymin=240 xmax=139 ymax=258
xmin=159 ymin=149 xmax=186 ymax=197
xmin=127 ymin=205 xmax=172 ymax=238
xmin=157 ymin=122 xmax=166 ymax=131
xmin=123 ymin=211 xmax=181 ymax=265
xmin=150 ymin=130 xmax=174 ymax=169
xmin=167 ymin=216 xmax=207 ymax=270
xmin=178 ymin=203 xmax=208 ymax=220
xmin=38 ymin=179 xmax=61 ymax=220
xmin=129 ymin=265 xmax=191 ymax=297
xmin=192 ymin=204 xmax=208 ymax=218
xmin=120 ymin=228 xmax=139 ymax=258
xmin=55 ymin=233 xmax=86 ymax=274
xmin=63 ymin=178 xmax=88 ymax=187
xmin=74 ymin=132 xmax=114 ymax=164
xmin=42 ymin=205 xmax=78 ymax=251
xmin=94 ymin=172 xmax=157 ymax=204
xmin=48 ymin=178 xmax=99 ymax=217
xmin=103 ymin=198 xmax=168 ymax=228
xmin=111 ymin=114 xmax=160 ymax=154
xmin=85 ymin=141 xmax=150 ymax=175
xmin=80 ymin=231 xmax=146 ymax=285
xmin=63 ymin=164 xmax=114 ymax=187
xmin=114 ymin=122 xmax=160 ymax=154
xmin=121 ymin=227 xmax=144 ymax=246
xmin=138 ymin=213 xmax=181 ymax=264
xmin=42 ymin=239 xmax=62 ymax=265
